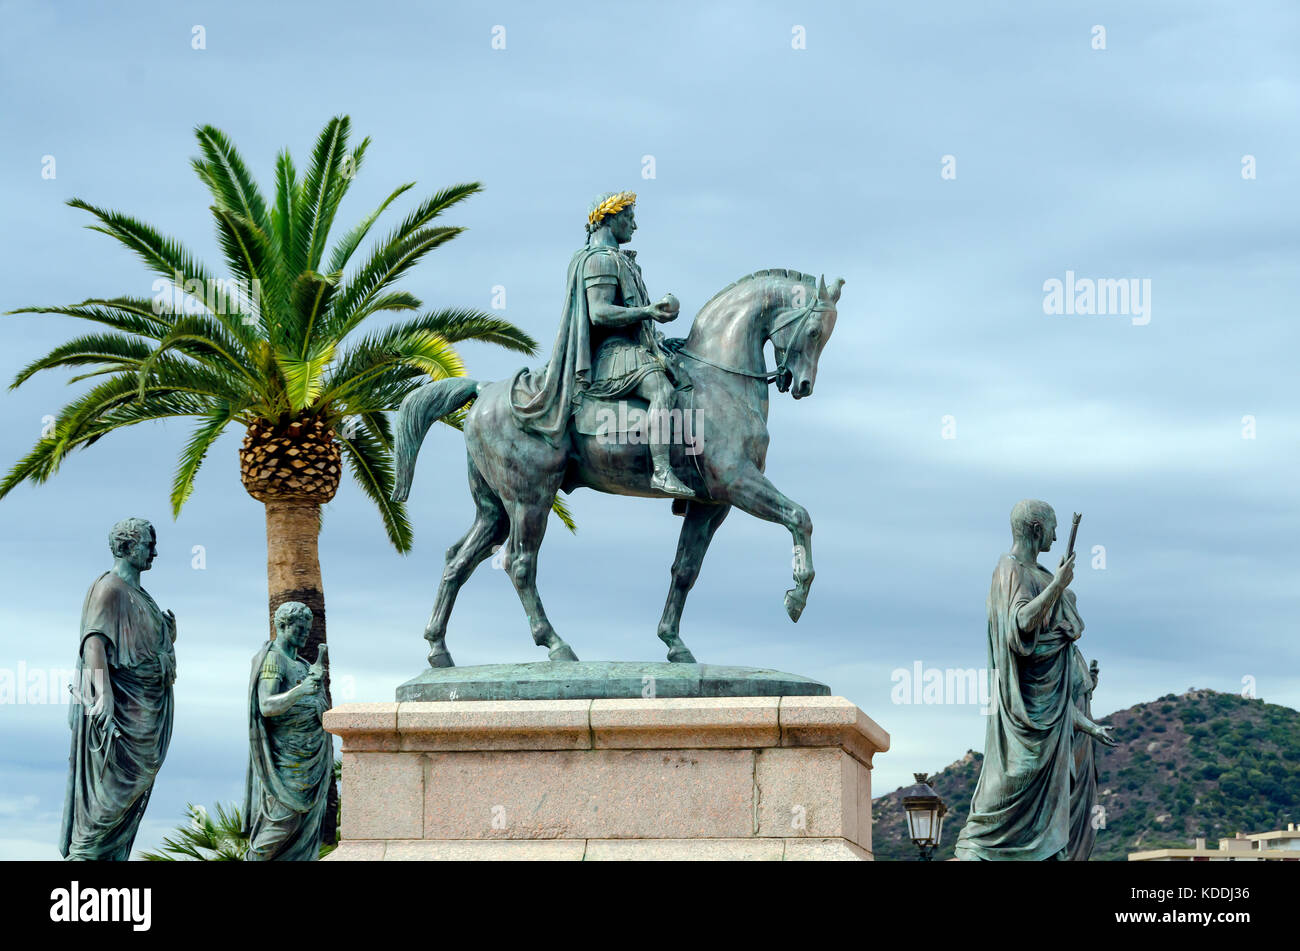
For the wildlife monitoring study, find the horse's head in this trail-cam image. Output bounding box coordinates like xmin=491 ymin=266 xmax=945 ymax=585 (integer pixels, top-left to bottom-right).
xmin=772 ymin=275 xmax=843 ymax=399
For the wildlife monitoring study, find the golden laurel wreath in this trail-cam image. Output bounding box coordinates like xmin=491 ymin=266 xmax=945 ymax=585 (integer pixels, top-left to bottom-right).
xmin=587 ymin=191 xmax=637 ymax=227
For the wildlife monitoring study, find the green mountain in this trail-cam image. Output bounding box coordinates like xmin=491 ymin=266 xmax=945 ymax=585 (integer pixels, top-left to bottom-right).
xmin=870 ymin=689 xmax=1300 ymax=860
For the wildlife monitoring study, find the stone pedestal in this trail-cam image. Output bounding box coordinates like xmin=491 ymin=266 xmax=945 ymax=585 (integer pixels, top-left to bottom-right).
xmin=323 ymin=696 xmax=889 ymax=860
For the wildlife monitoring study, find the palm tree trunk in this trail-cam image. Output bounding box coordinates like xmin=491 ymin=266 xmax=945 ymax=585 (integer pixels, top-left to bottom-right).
xmin=264 ymin=500 xmax=328 ymax=673
xmin=263 ymin=498 xmax=339 ymax=843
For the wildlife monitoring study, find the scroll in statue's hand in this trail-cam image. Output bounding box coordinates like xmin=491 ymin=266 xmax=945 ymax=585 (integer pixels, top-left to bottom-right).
xmin=302 ymin=646 xmax=327 ymax=694
xmin=1053 ymin=551 xmax=1076 ymax=591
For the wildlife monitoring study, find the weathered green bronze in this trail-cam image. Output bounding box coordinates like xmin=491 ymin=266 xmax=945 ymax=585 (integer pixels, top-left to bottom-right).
xmin=955 ymin=500 xmax=1115 ymax=861
xmin=243 ymin=602 xmax=332 ymax=861
xmin=60 ymin=518 xmax=176 ymax=860
xmin=1067 ymin=656 xmax=1103 ymax=860
xmin=397 ymin=661 xmax=830 ymax=702
xmin=392 ymin=192 xmax=843 ymax=670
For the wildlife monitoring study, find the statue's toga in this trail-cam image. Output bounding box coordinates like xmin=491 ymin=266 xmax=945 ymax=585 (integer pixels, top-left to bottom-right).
xmin=956 ymin=500 xmax=1113 ymax=861
xmin=60 ymin=518 xmax=176 ymax=860
xmin=243 ymin=601 xmax=332 ymax=860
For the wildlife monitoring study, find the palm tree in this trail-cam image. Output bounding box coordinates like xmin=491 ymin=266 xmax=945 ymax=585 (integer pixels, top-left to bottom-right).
xmin=2 ymin=116 xmax=556 ymax=702
xmin=141 ymin=802 xmax=250 ymax=861
xmin=141 ymin=784 xmax=343 ymax=860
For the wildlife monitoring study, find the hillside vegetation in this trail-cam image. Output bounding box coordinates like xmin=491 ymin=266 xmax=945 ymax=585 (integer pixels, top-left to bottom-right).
xmin=871 ymin=689 xmax=1300 ymax=860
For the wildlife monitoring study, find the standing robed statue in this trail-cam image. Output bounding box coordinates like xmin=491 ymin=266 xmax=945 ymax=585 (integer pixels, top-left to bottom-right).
xmin=243 ymin=601 xmax=332 ymax=860
xmin=955 ymin=500 xmax=1116 ymax=861
xmin=60 ymin=518 xmax=176 ymax=860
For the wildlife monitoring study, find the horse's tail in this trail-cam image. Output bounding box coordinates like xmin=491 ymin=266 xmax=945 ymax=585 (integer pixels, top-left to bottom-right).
xmin=391 ymin=377 xmax=481 ymax=502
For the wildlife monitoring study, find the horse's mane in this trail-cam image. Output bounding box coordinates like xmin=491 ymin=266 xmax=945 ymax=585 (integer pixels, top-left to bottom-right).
xmin=699 ymin=268 xmax=818 ymax=312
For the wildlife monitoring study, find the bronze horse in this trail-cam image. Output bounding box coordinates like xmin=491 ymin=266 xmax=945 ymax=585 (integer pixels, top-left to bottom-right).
xmin=392 ymin=269 xmax=843 ymax=667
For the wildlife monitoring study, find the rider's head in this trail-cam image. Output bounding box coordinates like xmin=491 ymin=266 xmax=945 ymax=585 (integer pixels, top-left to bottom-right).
xmin=586 ymin=192 xmax=637 ymax=244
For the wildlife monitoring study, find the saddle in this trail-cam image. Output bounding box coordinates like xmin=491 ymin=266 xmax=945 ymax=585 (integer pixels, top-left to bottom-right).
xmin=565 ymin=338 xmax=702 ymax=514
xmin=571 ymin=336 xmax=693 ymax=439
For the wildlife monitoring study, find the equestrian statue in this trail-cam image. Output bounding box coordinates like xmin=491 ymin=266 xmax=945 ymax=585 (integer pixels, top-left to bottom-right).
xmin=392 ymin=191 xmax=843 ymax=668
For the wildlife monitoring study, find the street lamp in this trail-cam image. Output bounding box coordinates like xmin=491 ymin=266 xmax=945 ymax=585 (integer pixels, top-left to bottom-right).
xmin=902 ymin=772 xmax=947 ymax=861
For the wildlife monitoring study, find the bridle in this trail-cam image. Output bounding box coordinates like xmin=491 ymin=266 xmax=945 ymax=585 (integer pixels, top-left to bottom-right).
xmin=673 ymin=297 xmax=831 ymax=387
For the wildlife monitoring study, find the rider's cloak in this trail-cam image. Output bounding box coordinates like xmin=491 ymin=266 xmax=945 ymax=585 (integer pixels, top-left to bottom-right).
xmin=508 ymin=244 xmax=652 ymax=448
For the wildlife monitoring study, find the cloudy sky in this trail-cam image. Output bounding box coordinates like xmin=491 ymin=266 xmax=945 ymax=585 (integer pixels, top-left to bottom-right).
xmin=1 ymin=1 xmax=1296 ymax=859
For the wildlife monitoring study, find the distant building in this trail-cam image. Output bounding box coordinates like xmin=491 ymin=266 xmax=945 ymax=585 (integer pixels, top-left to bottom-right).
xmin=1129 ymin=823 xmax=1300 ymax=861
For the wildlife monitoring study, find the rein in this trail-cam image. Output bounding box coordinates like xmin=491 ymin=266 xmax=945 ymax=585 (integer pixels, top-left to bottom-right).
xmin=672 ymin=347 xmax=781 ymax=382
xmin=672 ymin=298 xmax=827 ymax=385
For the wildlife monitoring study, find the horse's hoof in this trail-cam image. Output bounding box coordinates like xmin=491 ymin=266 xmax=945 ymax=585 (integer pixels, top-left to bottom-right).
xmin=548 ymin=644 xmax=580 ymax=662
xmin=666 ymin=645 xmax=697 ymax=664
xmin=784 ymin=589 xmax=806 ymax=623
xmin=428 ymin=648 xmax=455 ymax=669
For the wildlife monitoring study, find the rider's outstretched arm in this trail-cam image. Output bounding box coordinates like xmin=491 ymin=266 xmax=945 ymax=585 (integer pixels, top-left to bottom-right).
xmin=587 ymin=283 xmax=651 ymax=328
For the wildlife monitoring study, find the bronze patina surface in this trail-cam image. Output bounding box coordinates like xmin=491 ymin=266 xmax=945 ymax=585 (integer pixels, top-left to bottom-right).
xmin=397 ymin=661 xmax=830 ymax=702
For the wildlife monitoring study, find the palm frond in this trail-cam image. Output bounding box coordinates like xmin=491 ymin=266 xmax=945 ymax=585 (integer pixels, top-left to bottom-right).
xmin=326 ymin=181 xmax=414 ymax=275
xmin=324 ymin=226 xmax=465 ymax=342
xmin=0 ymin=383 xmax=218 ymax=501
xmin=293 ymin=116 xmax=350 ymax=275
xmin=141 ymin=802 xmax=247 ymax=861
xmin=315 ymin=309 xmax=534 ymax=413
xmin=208 ymin=205 xmax=287 ymax=341
xmin=134 ymin=316 xmax=264 ymax=403
xmin=170 ymin=402 xmax=238 ymax=516
xmin=10 ymin=333 xmax=152 ymax=388
xmin=4 ymin=298 xmax=170 ymax=341
xmin=337 ymin=413 xmax=413 ymax=551
xmin=386 ymin=182 xmax=482 ymax=244
xmin=401 ymin=309 xmax=537 ymax=355
xmin=317 ymin=181 xmax=482 ymax=345
xmin=344 ymin=290 xmax=422 ymax=323
xmin=67 ymin=198 xmax=263 ymax=351
xmin=276 ymin=342 xmax=337 ymax=412
xmin=67 ymin=198 xmax=212 ymax=295
xmin=192 ymin=125 xmax=274 ymax=240
xmin=317 ymin=325 xmax=466 ymax=409
xmin=290 ymin=270 xmax=340 ymax=357
xmin=325 ymin=363 xmax=432 ymax=416
xmin=271 ymin=149 xmax=299 ymax=269
xmin=550 ymin=493 xmax=577 ymax=533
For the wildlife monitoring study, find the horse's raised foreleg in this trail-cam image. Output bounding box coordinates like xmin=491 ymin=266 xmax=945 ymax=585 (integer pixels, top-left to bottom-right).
xmin=504 ymin=497 xmax=579 ymax=662
xmin=721 ymin=469 xmax=815 ymax=622
xmin=657 ymin=502 xmax=731 ymax=662
xmin=423 ymin=456 xmax=508 ymax=668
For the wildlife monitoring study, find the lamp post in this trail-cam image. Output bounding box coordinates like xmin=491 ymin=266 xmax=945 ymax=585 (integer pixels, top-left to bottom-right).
xmin=902 ymin=772 xmax=947 ymax=861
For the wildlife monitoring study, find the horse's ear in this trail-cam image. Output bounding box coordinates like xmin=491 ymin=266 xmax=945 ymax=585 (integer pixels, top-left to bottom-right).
xmin=830 ymin=277 xmax=844 ymax=303
xmin=817 ymin=275 xmax=829 ymax=302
